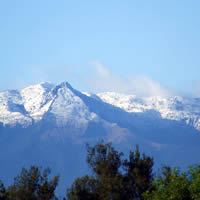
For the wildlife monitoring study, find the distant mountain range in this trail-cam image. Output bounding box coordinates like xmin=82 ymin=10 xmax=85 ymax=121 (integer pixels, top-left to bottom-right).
xmin=0 ymin=81 xmax=200 ymax=194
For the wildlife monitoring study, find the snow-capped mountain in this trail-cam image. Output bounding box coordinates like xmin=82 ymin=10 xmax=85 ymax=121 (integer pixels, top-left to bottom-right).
xmin=0 ymin=82 xmax=200 ymax=195
xmin=0 ymin=82 xmax=129 ymax=140
xmin=0 ymin=82 xmax=96 ymax=128
xmin=1 ymin=82 xmax=200 ymax=132
xmin=97 ymin=92 xmax=200 ymax=131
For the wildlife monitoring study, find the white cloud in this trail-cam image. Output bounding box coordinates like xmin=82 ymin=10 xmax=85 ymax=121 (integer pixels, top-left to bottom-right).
xmin=88 ymin=61 xmax=171 ymax=97
xmin=4 ymin=61 xmax=172 ymax=98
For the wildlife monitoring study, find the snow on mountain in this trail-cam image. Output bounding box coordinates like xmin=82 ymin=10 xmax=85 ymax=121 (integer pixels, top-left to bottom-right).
xmin=20 ymin=82 xmax=54 ymax=122
xmin=0 ymin=90 xmax=32 ymax=127
xmin=97 ymin=92 xmax=200 ymax=131
xmin=1 ymin=82 xmax=200 ymax=195
xmin=1 ymin=83 xmax=200 ymax=132
xmin=0 ymin=82 xmax=105 ymax=139
xmin=44 ymin=82 xmax=98 ymax=136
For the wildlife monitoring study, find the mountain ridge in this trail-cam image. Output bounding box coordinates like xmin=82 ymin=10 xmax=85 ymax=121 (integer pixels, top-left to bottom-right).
xmin=0 ymin=81 xmax=200 ymax=195
xmin=1 ymin=81 xmax=200 ymax=131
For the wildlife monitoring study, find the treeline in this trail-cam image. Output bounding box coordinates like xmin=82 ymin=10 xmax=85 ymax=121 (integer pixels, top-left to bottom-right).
xmin=0 ymin=142 xmax=200 ymax=200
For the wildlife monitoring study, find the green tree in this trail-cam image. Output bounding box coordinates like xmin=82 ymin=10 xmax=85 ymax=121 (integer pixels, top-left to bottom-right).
xmin=87 ymin=142 xmax=124 ymax=200
xmin=67 ymin=176 xmax=98 ymax=200
xmin=7 ymin=166 xmax=59 ymax=200
xmin=189 ymin=165 xmax=200 ymax=200
xmin=143 ymin=166 xmax=191 ymax=200
xmin=67 ymin=142 xmax=154 ymax=200
xmin=86 ymin=142 xmax=123 ymax=177
xmin=123 ymin=145 xmax=154 ymax=200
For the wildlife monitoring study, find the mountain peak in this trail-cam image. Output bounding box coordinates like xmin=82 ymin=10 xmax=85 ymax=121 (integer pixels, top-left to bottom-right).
xmin=1 ymin=81 xmax=200 ymax=131
xmin=59 ymin=81 xmax=74 ymax=90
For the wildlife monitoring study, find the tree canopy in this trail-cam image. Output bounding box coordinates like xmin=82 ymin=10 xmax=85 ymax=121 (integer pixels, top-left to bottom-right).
xmin=6 ymin=166 xmax=59 ymax=200
xmin=67 ymin=142 xmax=154 ymax=200
xmin=0 ymin=142 xmax=200 ymax=200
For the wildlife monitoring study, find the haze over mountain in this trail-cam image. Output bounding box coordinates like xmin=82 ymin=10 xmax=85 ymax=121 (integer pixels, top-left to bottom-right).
xmin=0 ymin=81 xmax=200 ymax=194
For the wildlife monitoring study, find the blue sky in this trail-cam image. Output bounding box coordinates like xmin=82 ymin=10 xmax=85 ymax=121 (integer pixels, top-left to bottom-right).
xmin=0 ymin=0 xmax=200 ymax=96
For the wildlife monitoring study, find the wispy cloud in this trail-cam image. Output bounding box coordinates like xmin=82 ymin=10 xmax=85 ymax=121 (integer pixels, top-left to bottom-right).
xmin=88 ymin=61 xmax=171 ymax=97
xmin=3 ymin=61 xmax=172 ymax=98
